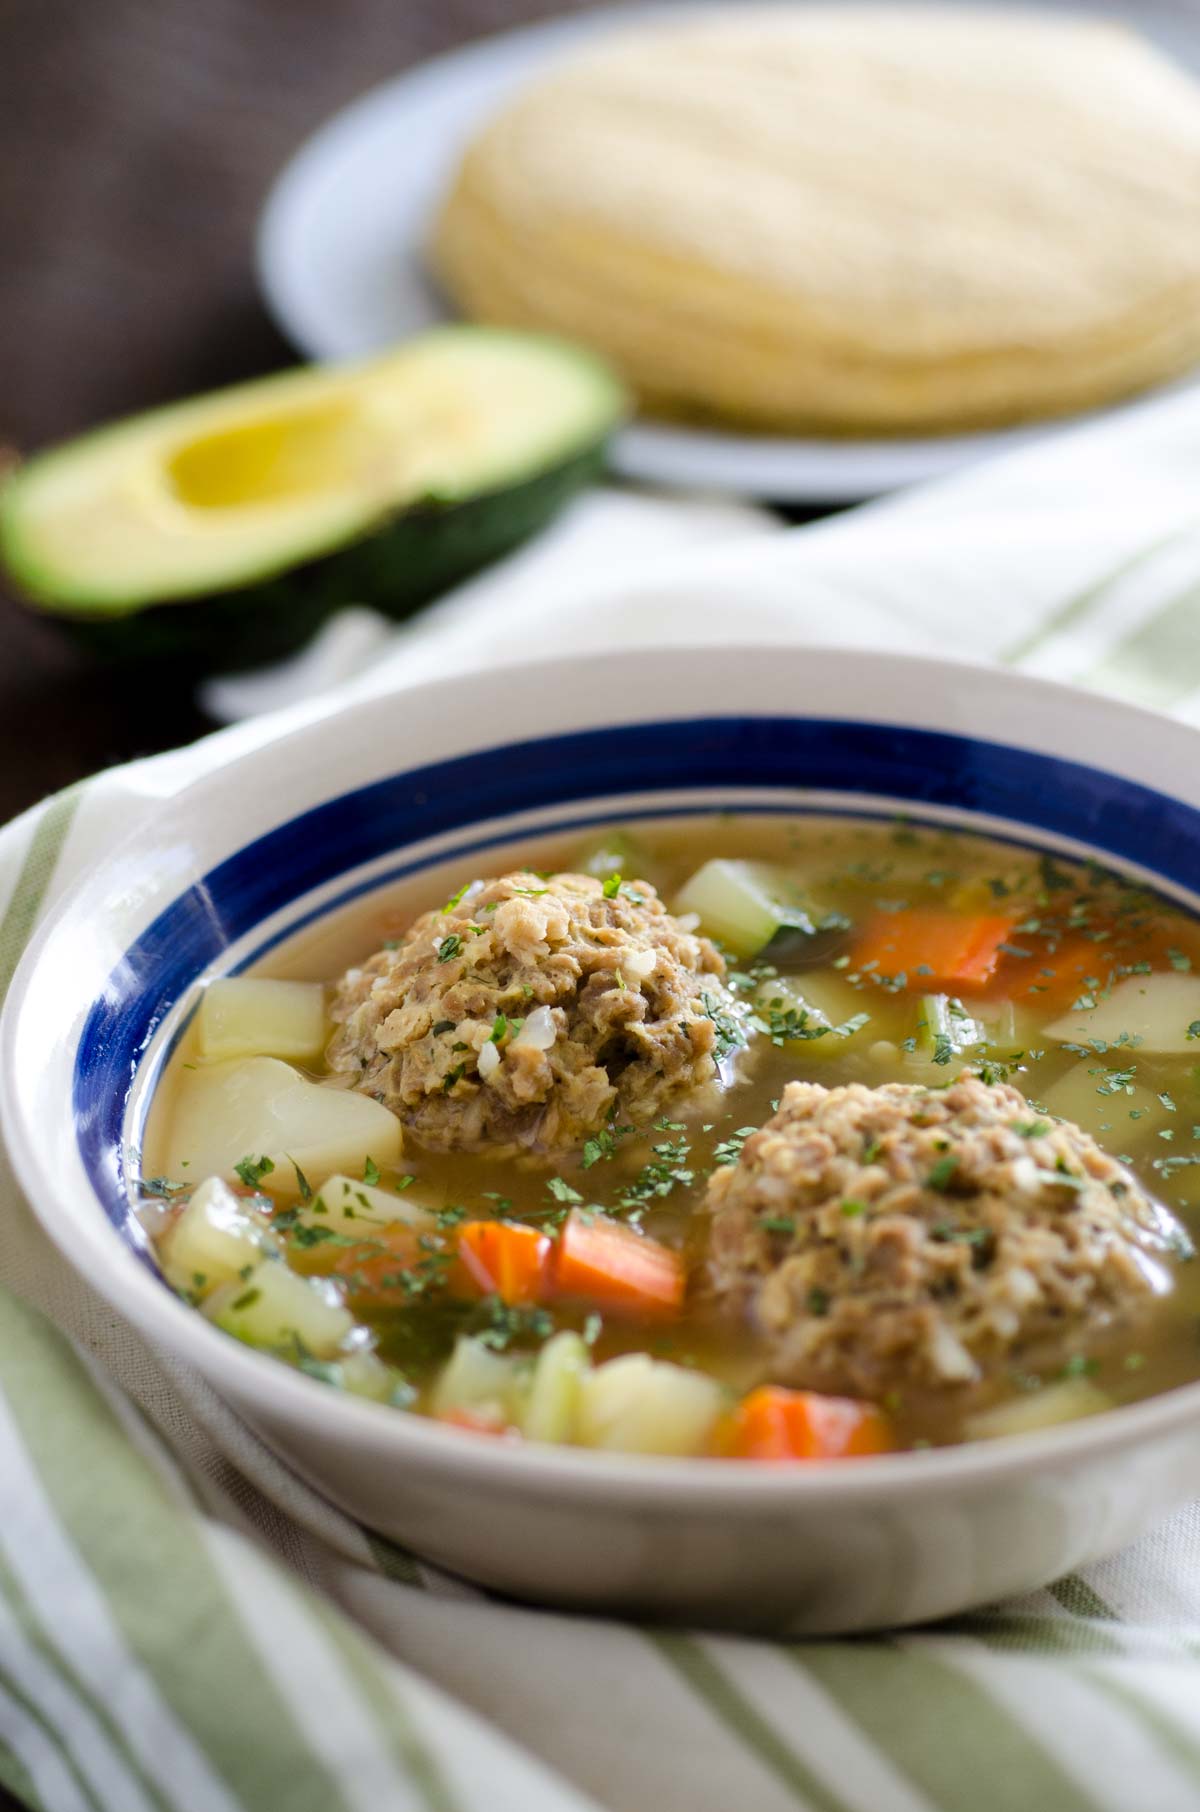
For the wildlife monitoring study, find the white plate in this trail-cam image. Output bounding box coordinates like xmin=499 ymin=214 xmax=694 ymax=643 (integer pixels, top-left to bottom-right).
xmin=256 ymin=1 xmax=1200 ymax=502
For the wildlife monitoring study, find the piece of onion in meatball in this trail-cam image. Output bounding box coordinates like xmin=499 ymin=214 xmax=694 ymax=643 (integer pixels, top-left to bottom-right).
xmin=327 ymin=870 xmax=747 ymax=1154
xmin=706 ymin=1074 xmax=1185 ymax=1400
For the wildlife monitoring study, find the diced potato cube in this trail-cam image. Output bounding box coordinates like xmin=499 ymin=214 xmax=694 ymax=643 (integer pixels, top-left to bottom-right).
xmin=965 ymin=1379 xmax=1110 ymax=1441
xmin=431 ymin=1335 xmax=530 ymax=1425
xmin=197 ymin=978 xmax=326 ymax=1064
xmin=1044 ymin=973 xmax=1200 ymax=1055
xmin=163 ymin=1057 xmax=402 ymax=1193
xmin=161 ymin=1174 xmax=276 ymax=1298
xmin=205 ymin=1259 xmax=355 ymax=1358
xmin=577 ymin=1354 xmax=723 ymax=1456
xmin=521 ymin=1331 xmax=589 ymax=1443
xmin=302 ymin=1174 xmax=437 ymax=1235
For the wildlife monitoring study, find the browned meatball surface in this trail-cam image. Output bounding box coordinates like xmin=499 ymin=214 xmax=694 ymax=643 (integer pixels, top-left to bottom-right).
xmin=706 ymin=1074 xmax=1184 ymax=1400
xmin=327 ymin=871 xmax=738 ymax=1155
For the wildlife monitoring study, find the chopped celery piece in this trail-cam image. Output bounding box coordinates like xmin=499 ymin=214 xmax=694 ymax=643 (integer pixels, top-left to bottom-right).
xmin=197 ymin=977 xmax=326 ymax=1064
xmin=521 ymin=1331 xmax=589 ymax=1443
xmin=164 ymin=1056 xmax=402 ymax=1192
xmin=674 ymin=859 xmax=815 ymax=959
xmin=310 ymin=1350 xmax=407 ymax=1403
xmin=754 ymin=972 xmax=871 ymax=1055
xmin=965 ymin=1379 xmax=1110 ymax=1441
xmin=1044 ymin=973 xmax=1200 ymax=1054
xmin=206 ymin=1259 xmax=355 ymax=1358
xmin=576 ymin=829 xmax=650 ymax=883
xmin=301 ymin=1173 xmax=437 ymax=1235
xmin=577 ymin=1354 xmax=723 ymax=1456
xmin=161 ymin=1174 xmax=277 ymax=1298
xmin=431 ymin=1335 xmax=531 ymax=1425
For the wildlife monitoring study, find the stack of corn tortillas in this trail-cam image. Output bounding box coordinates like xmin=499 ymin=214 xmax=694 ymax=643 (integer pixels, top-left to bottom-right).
xmin=429 ymin=6 xmax=1200 ymax=434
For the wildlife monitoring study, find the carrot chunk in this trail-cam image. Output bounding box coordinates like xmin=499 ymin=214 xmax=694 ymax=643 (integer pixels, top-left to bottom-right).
xmin=458 ymin=1220 xmax=553 ymax=1306
xmin=552 ymin=1209 xmax=685 ymax=1318
xmin=730 ymin=1385 xmax=893 ymax=1461
xmin=853 ymin=908 xmax=1018 ymax=994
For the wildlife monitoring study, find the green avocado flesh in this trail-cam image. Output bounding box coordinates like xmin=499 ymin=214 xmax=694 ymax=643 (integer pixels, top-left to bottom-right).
xmin=0 ymin=328 xmax=627 ymax=669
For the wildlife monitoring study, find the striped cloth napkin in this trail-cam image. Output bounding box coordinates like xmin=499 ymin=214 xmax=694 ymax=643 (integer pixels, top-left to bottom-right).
xmin=7 ymin=382 xmax=1200 ymax=1812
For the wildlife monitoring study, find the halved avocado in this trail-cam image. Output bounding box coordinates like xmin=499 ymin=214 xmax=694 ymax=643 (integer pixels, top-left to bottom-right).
xmin=0 ymin=328 xmax=627 ymax=670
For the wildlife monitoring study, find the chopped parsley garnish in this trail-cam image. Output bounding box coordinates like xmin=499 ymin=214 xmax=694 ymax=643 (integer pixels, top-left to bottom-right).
xmin=1188 ymin=1022 xmax=1200 ymax=1041
xmin=441 ymin=883 xmax=470 ymax=913
xmin=931 ymin=1032 xmax=954 ymax=1066
xmin=1014 ymin=1120 xmax=1051 ymax=1138
xmin=1169 ymin=949 xmax=1192 ymax=972
xmin=290 ymin=1158 xmax=313 ymax=1201
xmin=431 ymin=1019 xmax=455 ymax=1036
xmin=442 ymin=1063 xmax=467 ymax=1092
xmin=547 ymin=1177 xmax=583 ymax=1205
xmin=602 ymin=872 xmax=622 ymax=899
xmin=713 ymin=1125 xmax=758 ymax=1166
xmin=701 ymin=990 xmax=747 ymax=1060
xmin=363 ymin=1157 xmax=381 ymax=1187
xmin=1060 ymin=1353 xmax=1100 ymax=1379
xmin=138 ymin=1175 xmax=187 ymax=1199
xmin=840 ymin=1198 xmax=869 ymax=1217
xmin=926 ymin=1154 xmax=959 ymax=1192
xmin=230 ymin=1287 xmax=261 ymax=1312
xmin=806 ymin=1287 xmax=830 ymax=1317
xmin=489 ymin=1013 xmax=508 ymax=1043
xmin=234 ymin=1154 xmax=275 ymax=1189
xmin=763 ymin=1215 xmax=795 ymax=1234
xmin=436 ymin=933 xmax=463 ymax=964
xmin=581 ymin=1122 xmax=633 ymax=1168
xmin=473 ymin=1298 xmax=554 ymax=1352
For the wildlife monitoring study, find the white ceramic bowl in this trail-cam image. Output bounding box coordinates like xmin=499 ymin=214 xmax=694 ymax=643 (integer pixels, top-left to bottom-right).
xmin=7 ymin=644 xmax=1200 ymax=1634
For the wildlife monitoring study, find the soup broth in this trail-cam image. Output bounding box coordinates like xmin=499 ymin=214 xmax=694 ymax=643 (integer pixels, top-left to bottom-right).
xmin=141 ymin=815 xmax=1200 ymax=1458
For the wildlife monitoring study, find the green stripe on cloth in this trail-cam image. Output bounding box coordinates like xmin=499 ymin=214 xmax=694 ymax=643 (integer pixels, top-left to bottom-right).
xmin=0 ymin=1718 xmax=46 ymax=1812
xmin=314 ymin=1605 xmax=460 ymax=1812
xmin=0 ymin=1291 xmax=355 ymax=1812
xmin=649 ymin=1632 xmax=853 ymax=1812
xmin=1082 ymin=583 xmax=1200 ymax=708
xmin=0 ymin=1542 xmax=173 ymax=1812
xmin=790 ymin=1642 xmax=1100 ymax=1812
xmin=0 ymin=789 xmax=80 ymax=1003
xmin=948 ymin=1613 xmax=1122 ymax=1658
xmin=1048 ymin=1578 xmax=1119 ymax=1623
xmin=364 ymin=1533 xmax=424 ymax=1588
xmin=0 ymin=1656 xmax=102 ymax=1812
xmin=1002 ymin=524 xmax=1197 ymax=666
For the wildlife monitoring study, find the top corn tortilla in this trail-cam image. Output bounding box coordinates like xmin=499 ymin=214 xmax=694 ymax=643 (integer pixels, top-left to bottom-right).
xmin=429 ymin=6 xmax=1200 ymax=434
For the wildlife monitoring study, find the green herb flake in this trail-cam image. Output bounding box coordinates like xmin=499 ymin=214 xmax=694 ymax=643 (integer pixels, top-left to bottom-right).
xmin=362 ymin=1157 xmax=381 ymax=1187
xmin=441 ymin=883 xmax=470 ymax=913
xmin=926 ymin=1154 xmax=959 ymax=1192
xmin=234 ymin=1154 xmax=275 ymax=1189
xmin=436 ymin=933 xmax=462 ymax=964
xmin=602 ymin=872 xmax=622 ymax=899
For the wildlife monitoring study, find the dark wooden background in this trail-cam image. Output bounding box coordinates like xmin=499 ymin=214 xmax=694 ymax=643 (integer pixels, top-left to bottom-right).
xmin=0 ymin=0 xmax=608 ymax=823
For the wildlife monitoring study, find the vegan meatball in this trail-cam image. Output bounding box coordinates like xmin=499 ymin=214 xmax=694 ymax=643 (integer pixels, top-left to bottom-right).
xmin=327 ymin=871 xmax=741 ymax=1154
xmin=706 ymin=1075 xmax=1184 ymax=1399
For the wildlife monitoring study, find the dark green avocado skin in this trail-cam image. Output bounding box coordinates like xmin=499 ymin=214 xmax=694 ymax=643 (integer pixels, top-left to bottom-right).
xmin=50 ymin=440 xmax=608 ymax=673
